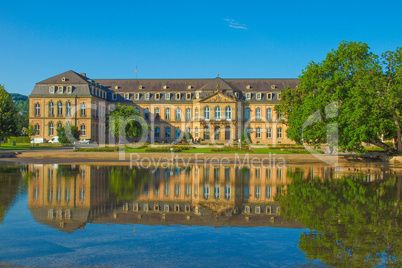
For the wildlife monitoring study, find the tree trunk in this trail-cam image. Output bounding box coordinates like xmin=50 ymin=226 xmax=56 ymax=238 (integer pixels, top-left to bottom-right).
xmin=370 ymin=141 xmax=396 ymax=155
xmin=392 ymin=110 xmax=402 ymax=153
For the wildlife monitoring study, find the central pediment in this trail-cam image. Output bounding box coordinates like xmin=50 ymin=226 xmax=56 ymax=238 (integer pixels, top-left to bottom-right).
xmin=198 ymin=91 xmax=237 ymax=103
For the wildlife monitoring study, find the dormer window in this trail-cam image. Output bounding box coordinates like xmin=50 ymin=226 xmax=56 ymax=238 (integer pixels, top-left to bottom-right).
xmin=135 ymin=93 xmax=140 ymax=100
xmin=256 ymin=93 xmax=261 ymax=100
xmin=246 ymin=93 xmax=251 ymax=100
xmin=125 ymin=93 xmax=130 ymax=100
xmin=50 ymin=86 xmax=55 ymax=94
xmin=267 ymin=93 xmax=272 ymax=100
xmin=61 ymin=77 xmax=66 ymax=82
xmin=166 ymin=93 xmax=170 ymax=100
xmin=186 ymin=93 xmax=191 ymax=100
xmin=139 ymin=85 xmax=143 ymax=89
xmin=58 ymin=86 xmax=64 ymax=94
xmin=67 ymin=86 xmax=72 ymax=94
xmin=234 ymin=92 xmax=239 ymax=98
xmin=246 ymin=85 xmax=251 ymax=90
xmin=188 ymin=85 xmax=192 ymax=90
xmin=176 ymin=93 xmax=181 ymax=100
xmin=163 ymin=85 xmax=167 ymax=90
xmin=155 ymin=93 xmax=160 ymax=100
xmin=112 ymin=93 xmax=117 ymax=100
xmin=196 ymin=92 xmax=200 ymax=99
xmin=115 ymin=85 xmax=119 ymax=90
xmin=271 ymin=85 xmax=276 ymax=89
xmin=145 ymin=93 xmax=150 ymax=100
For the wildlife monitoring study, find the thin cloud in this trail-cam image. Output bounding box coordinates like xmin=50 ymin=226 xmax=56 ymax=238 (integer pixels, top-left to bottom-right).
xmin=223 ymin=19 xmax=248 ymax=30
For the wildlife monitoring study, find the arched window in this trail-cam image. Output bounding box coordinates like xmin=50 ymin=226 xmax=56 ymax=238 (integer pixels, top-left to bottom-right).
xmin=225 ymin=107 xmax=231 ymax=120
xmin=165 ymin=108 xmax=170 ymax=120
xmin=66 ymin=102 xmax=71 ymax=116
xmin=155 ymin=108 xmax=160 ymax=120
xmin=49 ymin=102 xmax=54 ymax=116
xmin=266 ymin=108 xmax=272 ymax=120
xmin=80 ymin=124 xmax=86 ymax=136
xmin=204 ymin=107 xmax=210 ymax=120
xmin=175 ymin=127 xmax=181 ymax=138
xmin=204 ymin=126 xmax=210 ymax=140
xmin=224 ymin=185 xmax=231 ymax=199
xmin=214 ymin=184 xmax=220 ymax=199
xmin=57 ymin=122 xmax=62 ymax=129
xmin=215 ymin=107 xmax=221 ymax=120
xmin=34 ymin=124 xmax=40 ymax=135
xmin=203 ymin=184 xmax=210 ymax=200
xmin=256 ymin=108 xmax=261 ymax=120
xmin=244 ymin=108 xmax=250 ymax=120
xmin=57 ymin=102 xmax=63 ymax=116
xmin=48 ymin=122 xmax=54 ymax=136
xmin=175 ymin=108 xmax=181 ymax=120
xmin=34 ymin=103 xmax=40 ymax=116
xmin=195 ymin=108 xmax=199 ymax=120
xmin=144 ymin=108 xmax=150 ymax=120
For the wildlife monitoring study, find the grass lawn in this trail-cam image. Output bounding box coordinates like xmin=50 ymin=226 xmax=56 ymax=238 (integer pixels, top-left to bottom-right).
xmin=0 ymin=143 xmax=63 ymax=150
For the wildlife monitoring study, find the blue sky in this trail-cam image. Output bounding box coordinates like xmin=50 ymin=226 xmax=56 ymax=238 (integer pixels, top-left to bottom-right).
xmin=1 ymin=0 xmax=402 ymax=96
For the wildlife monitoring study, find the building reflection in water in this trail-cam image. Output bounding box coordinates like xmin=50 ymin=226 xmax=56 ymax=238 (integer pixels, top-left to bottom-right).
xmin=27 ymin=163 xmax=393 ymax=232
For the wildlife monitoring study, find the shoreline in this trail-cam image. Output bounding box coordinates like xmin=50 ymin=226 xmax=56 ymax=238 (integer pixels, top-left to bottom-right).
xmin=0 ymin=148 xmax=399 ymax=166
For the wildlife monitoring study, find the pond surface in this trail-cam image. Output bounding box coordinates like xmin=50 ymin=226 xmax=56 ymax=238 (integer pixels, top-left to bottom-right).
xmin=0 ymin=161 xmax=401 ymax=267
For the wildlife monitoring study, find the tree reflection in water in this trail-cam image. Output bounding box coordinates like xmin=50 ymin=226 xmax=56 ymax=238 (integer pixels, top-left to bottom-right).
xmin=276 ymin=168 xmax=402 ymax=267
xmin=109 ymin=167 xmax=149 ymax=202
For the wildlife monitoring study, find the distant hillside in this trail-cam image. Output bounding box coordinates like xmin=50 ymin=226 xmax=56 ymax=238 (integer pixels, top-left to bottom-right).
xmin=10 ymin=93 xmax=28 ymax=115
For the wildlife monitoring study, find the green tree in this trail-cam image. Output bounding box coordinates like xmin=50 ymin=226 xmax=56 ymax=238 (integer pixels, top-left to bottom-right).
xmin=108 ymin=167 xmax=149 ymax=201
xmin=0 ymin=85 xmax=20 ymax=146
xmin=276 ymin=41 xmax=402 ymax=154
xmin=107 ymin=104 xmax=145 ymax=143
xmin=56 ymin=126 xmax=80 ymax=144
xmin=276 ymin=169 xmax=402 ymax=267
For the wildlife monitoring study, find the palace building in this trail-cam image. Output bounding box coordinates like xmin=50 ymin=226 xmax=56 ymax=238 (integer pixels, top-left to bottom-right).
xmin=29 ymin=70 xmax=299 ymax=144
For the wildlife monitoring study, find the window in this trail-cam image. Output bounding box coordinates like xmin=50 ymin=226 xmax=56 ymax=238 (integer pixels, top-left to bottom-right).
xmin=80 ymin=124 xmax=86 ymax=136
xmin=155 ymin=93 xmax=160 ymax=100
xmin=186 ymin=108 xmax=191 ymax=120
xmin=246 ymin=93 xmax=251 ymax=100
xmin=145 ymin=93 xmax=149 ymax=100
xmin=204 ymin=126 xmax=210 ymax=140
xmin=267 ymin=93 xmax=272 ymax=100
xmin=278 ymin=93 xmax=281 ymax=100
xmin=277 ymin=112 xmax=282 ymax=120
xmin=255 ymin=186 xmax=261 ymax=198
xmin=135 ymin=93 xmax=139 ymax=100
xmin=266 ymin=186 xmax=272 ymax=198
xmin=175 ymin=127 xmax=181 ymax=138
xmin=175 ymin=108 xmax=181 ymax=120
xmin=165 ymin=108 xmax=170 ymax=120
xmin=50 ymin=86 xmax=55 ymax=94
xmin=176 ymin=93 xmax=180 ymax=100
xmin=57 ymin=102 xmax=63 ymax=116
xmin=49 ymin=122 xmax=54 ymax=136
xmin=135 ymin=108 xmax=140 ymax=114
xmin=155 ymin=108 xmax=160 ymax=120
xmin=256 ymin=93 xmax=261 ymax=100
xmin=203 ymin=185 xmax=210 ymax=200
xmin=204 ymin=107 xmax=210 ymax=120
xmin=267 ymin=127 xmax=272 ymax=138
xmin=195 ymin=108 xmax=199 ymax=120
xmin=49 ymin=102 xmax=54 ymax=116
xmin=225 ymin=107 xmax=231 ymax=120
xmin=214 ymin=107 xmax=221 ymax=120
xmin=224 ymin=185 xmax=231 ymax=199
xmin=175 ymin=184 xmax=180 ymax=196
xmin=125 ymin=93 xmax=130 ymax=100
xmin=34 ymin=103 xmax=40 ymax=116
xmin=266 ymin=108 xmax=272 ymax=120
xmin=256 ymin=108 xmax=261 ymax=120
xmin=186 ymin=93 xmax=191 ymax=100
xmin=155 ymin=127 xmax=160 ymax=138
xmin=185 ymin=184 xmax=191 ymax=197
xmin=256 ymin=128 xmax=261 ymax=138
xmin=80 ymin=103 xmax=86 ymax=116
xmin=277 ymin=128 xmax=283 ymax=138
xmin=67 ymin=86 xmax=72 ymax=93
xmin=195 ymin=127 xmax=198 ymax=138
xmin=57 ymin=122 xmax=62 ymax=129
xmin=214 ymin=184 xmax=220 ymax=199
xmin=235 ymin=92 xmax=239 ymax=98
xmin=165 ymin=127 xmax=171 ymax=138
xmin=66 ymin=102 xmax=71 ymax=116
xmin=244 ymin=108 xmax=250 ymax=121
xmin=166 ymin=93 xmax=170 ymax=100
xmin=34 ymin=124 xmax=40 ymax=135
xmin=58 ymin=86 xmax=64 ymax=94
xmin=112 ymin=93 xmax=117 ymax=100
xmin=144 ymin=108 xmax=150 ymax=120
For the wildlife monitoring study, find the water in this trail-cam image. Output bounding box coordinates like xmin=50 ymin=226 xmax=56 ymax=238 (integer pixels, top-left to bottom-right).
xmin=0 ymin=162 xmax=400 ymax=267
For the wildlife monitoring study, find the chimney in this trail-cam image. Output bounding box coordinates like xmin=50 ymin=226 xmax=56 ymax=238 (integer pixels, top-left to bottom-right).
xmin=80 ymin=73 xmax=86 ymax=77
